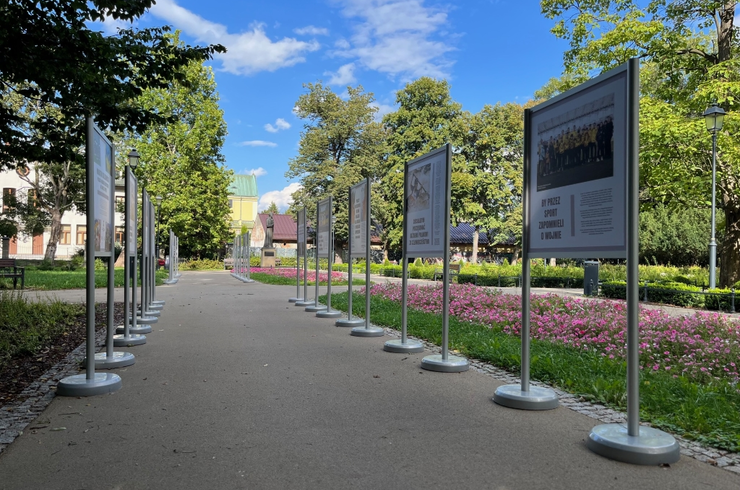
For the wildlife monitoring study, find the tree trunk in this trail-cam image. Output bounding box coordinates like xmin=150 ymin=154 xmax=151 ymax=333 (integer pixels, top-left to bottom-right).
xmin=472 ymin=228 xmax=479 ymax=263
xmin=720 ymin=206 xmax=740 ymax=288
xmin=44 ymin=208 xmax=63 ymax=264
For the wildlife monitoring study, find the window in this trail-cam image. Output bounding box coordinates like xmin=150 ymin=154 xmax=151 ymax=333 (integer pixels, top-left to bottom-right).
xmin=76 ymin=225 xmax=87 ymax=245
xmin=115 ymin=226 xmax=124 ymax=245
xmin=60 ymin=225 xmax=71 ymax=245
xmin=2 ymin=188 xmax=16 ymax=212
xmin=228 ymin=199 xmax=233 ymax=208
xmin=27 ymin=189 xmax=38 ymax=208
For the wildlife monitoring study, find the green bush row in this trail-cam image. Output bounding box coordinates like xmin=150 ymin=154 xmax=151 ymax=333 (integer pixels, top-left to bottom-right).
xmin=600 ymin=281 xmax=737 ymax=311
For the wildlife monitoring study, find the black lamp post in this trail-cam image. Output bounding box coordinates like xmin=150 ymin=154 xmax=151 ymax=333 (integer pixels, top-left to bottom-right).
xmin=703 ymin=103 xmax=726 ymax=289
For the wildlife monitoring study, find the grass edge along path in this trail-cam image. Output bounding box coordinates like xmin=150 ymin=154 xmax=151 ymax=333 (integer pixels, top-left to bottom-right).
xmin=17 ymin=269 xmax=169 ymax=290
xmin=328 ymin=290 xmax=740 ymax=453
xmin=248 ymin=268 xmax=365 ymax=287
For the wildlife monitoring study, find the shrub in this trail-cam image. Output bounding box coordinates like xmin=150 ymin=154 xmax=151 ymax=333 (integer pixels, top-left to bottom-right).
xmin=180 ymin=258 xmax=223 ymax=270
xmin=704 ymin=288 xmax=736 ymax=312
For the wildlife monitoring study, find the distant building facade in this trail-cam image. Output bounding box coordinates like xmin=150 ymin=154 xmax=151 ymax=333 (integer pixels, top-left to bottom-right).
xmin=227 ymin=174 xmax=258 ymax=237
xmin=0 ymin=166 xmax=125 ymax=260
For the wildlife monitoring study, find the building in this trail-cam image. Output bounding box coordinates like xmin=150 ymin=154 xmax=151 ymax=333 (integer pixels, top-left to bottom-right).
xmin=251 ymin=213 xmax=298 ymax=249
xmin=1 ymin=166 xmax=125 ymax=260
xmin=227 ymin=174 xmax=258 ymax=237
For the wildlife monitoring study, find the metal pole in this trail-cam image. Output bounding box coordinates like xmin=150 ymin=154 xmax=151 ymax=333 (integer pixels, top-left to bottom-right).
xmin=626 ymin=59 xmax=641 ymax=437
xmin=709 ymin=130 xmax=717 ymax=290
xmin=521 ymin=253 xmax=531 ymax=392
xmin=441 ymin=145 xmax=452 ymax=362
xmin=85 ymin=119 xmax=96 ymax=381
xmin=365 ymin=179 xmax=371 ymax=329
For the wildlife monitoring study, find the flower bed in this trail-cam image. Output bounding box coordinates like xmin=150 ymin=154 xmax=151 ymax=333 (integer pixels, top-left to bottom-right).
xmin=368 ymin=282 xmax=740 ymax=385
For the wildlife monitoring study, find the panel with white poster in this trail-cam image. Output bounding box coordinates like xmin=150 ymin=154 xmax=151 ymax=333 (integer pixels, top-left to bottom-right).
xmin=404 ymin=146 xmax=449 ymax=258
xmin=350 ymin=180 xmax=368 ymax=258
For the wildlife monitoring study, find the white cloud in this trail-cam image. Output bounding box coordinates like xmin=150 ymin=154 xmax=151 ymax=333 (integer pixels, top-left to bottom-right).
xmin=294 ymin=25 xmax=329 ymax=36
xmin=259 ymin=183 xmax=303 ymax=213
xmin=264 ymin=118 xmax=291 ymax=133
xmin=325 ymin=63 xmax=357 ymax=86
xmin=238 ymin=140 xmax=278 ymax=147
xmin=95 ymin=15 xmax=132 ymax=35
xmin=244 ymin=167 xmax=267 ymax=177
xmin=149 ymin=0 xmax=320 ymax=75
xmin=331 ymin=0 xmax=455 ymax=80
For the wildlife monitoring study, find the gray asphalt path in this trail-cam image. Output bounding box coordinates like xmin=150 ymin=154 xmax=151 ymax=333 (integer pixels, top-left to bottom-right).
xmin=0 ymin=270 xmax=738 ymax=489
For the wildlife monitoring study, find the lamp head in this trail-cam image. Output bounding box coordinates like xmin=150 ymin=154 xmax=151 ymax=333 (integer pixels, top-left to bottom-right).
xmin=127 ymin=149 xmax=140 ymax=169
xmin=703 ymin=103 xmax=726 ymax=133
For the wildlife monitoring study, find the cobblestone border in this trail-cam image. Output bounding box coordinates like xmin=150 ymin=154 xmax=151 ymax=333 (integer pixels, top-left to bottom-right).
xmin=383 ymin=327 xmax=740 ymax=475
xmin=0 ymin=326 xmax=107 ymax=455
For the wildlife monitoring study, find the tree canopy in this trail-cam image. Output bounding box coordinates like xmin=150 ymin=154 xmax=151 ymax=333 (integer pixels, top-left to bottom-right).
xmin=285 ymin=82 xmax=387 ymax=249
xmin=0 ymin=0 xmax=224 ymax=171
xmin=541 ymin=0 xmax=740 ymax=286
xmin=121 ymin=49 xmax=232 ymax=260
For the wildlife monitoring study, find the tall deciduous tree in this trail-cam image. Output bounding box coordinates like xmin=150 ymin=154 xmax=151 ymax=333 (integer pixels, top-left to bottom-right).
xmin=285 ymin=82 xmax=387 ymax=253
xmin=0 ymin=0 xmax=223 ymax=172
xmin=541 ymin=0 xmax=740 ymax=286
xmin=461 ymin=102 xmax=526 ymax=262
xmin=122 ymin=50 xmax=232 ymax=260
xmin=381 ymin=77 xmax=470 ymax=254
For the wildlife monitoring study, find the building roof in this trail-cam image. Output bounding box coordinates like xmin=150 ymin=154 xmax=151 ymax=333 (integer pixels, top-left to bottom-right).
xmin=228 ymin=174 xmax=258 ymax=197
xmin=258 ymin=213 xmax=297 ymax=241
xmin=450 ymin=223 xmax=490 ymax=245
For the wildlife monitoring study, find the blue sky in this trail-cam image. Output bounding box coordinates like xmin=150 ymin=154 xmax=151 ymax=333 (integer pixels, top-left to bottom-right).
xmin=98 ymin=0 xmax=571 ymax=212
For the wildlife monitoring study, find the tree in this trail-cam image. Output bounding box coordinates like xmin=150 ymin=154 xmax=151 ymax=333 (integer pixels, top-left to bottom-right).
xmin=639 ymin=204 xmax=713 ymax=267
xmin=0 ymin=0 xmax=224 ymax=171
xmin=285 ymin=82 xmax=387 ymax=254
xmin=259 ymin=202 xmax=280 ymax=215
xmin=540 ymin=0 xmax=740 ymax=286
xmin=121 ymin=50 xmax=232 ymax=260
xmin=380 ymin=77 xmax=470 ymax=253
xmin=461 ymin=103 xmax=526 ymax=262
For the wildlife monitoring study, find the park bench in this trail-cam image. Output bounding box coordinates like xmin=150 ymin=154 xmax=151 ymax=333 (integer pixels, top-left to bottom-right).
xmin=0 ymin=258 xmax=25 ymax=289
xmin=433 ymin=263 xmax=461 ymax=283
xmin=223 ymin=257 xmax=234 ymax=270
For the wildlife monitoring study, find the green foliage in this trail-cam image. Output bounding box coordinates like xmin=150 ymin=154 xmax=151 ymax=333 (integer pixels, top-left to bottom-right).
xmin=180 ymin=259 xmax=223 ymax=270
xmin=123 ymin=36 xmax=232 ymax=260
xmin=0 ymin=293 xmax=83 ymax=370
xmin=285 ymin=82 xmax=387 ymax=249
xmin=539 ymin=1 xmax=740 ymax=288
xmin=381 ymin=77 xmax=466 ymax=252
xmin=0 ymin=0 xmax=224 ymax=172
xmin=259 ymin=202 xmax=280 ymax=215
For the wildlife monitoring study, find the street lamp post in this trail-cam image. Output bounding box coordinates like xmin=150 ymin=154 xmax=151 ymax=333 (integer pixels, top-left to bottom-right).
xmin=703 ymin=103 xmax=726 ymax=289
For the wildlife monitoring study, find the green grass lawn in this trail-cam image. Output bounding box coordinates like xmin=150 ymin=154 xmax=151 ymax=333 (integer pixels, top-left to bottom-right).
xmin=1 ymin=268 xmax=170 ymax=290
xmin=249 ymin=272 xmax=365 ymax=287
xmin=329 ymin=290 xmax=740 ymax=453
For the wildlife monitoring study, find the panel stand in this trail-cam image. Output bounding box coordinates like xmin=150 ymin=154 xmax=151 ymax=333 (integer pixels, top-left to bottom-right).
xmin=113 ymin=333 xmax=147 ymax=347
xmin=383 ymin=257 xmax=424 ymax=353
xmin=92 ymin=351 xmax=135 ymax=369
xmin=56 ymin=372 xmax=122 ymax=397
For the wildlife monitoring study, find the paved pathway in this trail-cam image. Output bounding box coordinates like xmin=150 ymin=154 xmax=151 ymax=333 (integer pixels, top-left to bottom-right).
xmin=0 ymin=271 xmax=738 ymax=489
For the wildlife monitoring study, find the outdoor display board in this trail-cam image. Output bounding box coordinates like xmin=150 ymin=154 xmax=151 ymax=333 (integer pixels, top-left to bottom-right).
xmin=317 ymin=197 xmax=331 ymax=259
xmin=349 ymin=180 xmax=368 ymax=258
xmin=126 ymin=167 xmax=138 ymax=256
xmin=404 ymin=145 xmax=450 ymax=257
xmin=297 ymin=207 xmax=306 ymax=257
xmin=526 ymin=63 xmax=630 ymax=258
xmin=90 ymin=123 xmax=114 ymax=256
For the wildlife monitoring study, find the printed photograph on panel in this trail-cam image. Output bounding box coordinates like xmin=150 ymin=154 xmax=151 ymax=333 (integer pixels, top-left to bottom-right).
xmin=407 ymin=163 xmax=431 ymax=213
xmin=536 ymin=94 xmax=615 ymax=191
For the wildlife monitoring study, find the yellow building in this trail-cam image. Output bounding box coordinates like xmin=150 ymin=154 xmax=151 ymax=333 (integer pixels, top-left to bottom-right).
xmin=227 ymin=174 xmax=258 ymax=236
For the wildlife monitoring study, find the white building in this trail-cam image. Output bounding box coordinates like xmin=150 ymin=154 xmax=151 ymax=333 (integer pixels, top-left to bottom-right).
xmin=1 ymin=166 xmax=125 ymax=260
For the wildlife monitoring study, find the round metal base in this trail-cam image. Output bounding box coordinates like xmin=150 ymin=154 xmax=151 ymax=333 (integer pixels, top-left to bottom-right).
xmin=137 ymin=309 xmax=160 ymax=318
xmin=56 ymin=372 xmax=122 ymax=397
xmin=295 ymin=300 xmax=315 ymax=307
xmin=305 ymin=305 xmax=327 ymax=313
xmin=421 ymin=354 xmax=469 ymax=373
xmin=316 ymin=309 xmax=342 ymax=319
xmin=587 ymin=424 xmax=680 ymax=466
xmin=350 ymin=326 xmax=385 ymax=337
xmin=163 ymin=279 xmax=178 ymax=285
xmin=131 ymin=315 xmax=158 ymax=325
xmin=151 ymin=300 xmax=165 ymax=307
xmin=492 ymin=384 xmax=560 ymax=410
xmin=383 ymin=339 xmax=425 ymax=354
xmin=146 ymin=304 xmax=164 ymax=312
xmin=335 ymin=317 xmax=365 ymax=327
xmin=113 ymin=334 xmax=147 ymax=347
xmin=116 ymin=324 xmax=152 ymax=335
xmin=242 ymin=278 xmax=255 ymax=283
xmin=91 ymin=351 xmax=135 ymax=369
xmin=288 ymin=297 xmax=301 ymax=303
